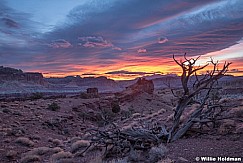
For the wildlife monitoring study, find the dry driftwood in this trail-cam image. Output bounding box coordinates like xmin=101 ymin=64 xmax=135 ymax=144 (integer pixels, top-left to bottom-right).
xmin=82 ymin=124 xmax=169 ymax=158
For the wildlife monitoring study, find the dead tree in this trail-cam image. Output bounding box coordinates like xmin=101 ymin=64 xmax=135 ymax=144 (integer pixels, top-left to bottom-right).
xmin=79 ymin=54 xmax=232 ymax=160
xmin=168 ymin=53 xmax=231 ymax=142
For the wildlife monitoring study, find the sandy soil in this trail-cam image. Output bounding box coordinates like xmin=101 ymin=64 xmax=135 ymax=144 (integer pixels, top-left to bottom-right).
xmin=0 ymin=91 xmax=242 ymax=163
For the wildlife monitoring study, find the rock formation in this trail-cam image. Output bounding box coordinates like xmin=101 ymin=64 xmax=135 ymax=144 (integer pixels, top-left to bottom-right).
xmin=87 ymin=88 xmax=98 ymax=96
xmin=126 ymin=78 xmax=154 ymax=94
xmin=0 ymin=66 xmax=44 ymax=85
xmin=116 ymin=78 xmax=154 ymax=102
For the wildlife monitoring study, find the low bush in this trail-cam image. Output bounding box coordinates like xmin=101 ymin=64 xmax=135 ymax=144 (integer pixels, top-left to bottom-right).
xmin=111 ymin=102 xmax=121 ymax=113
xmin=15 ymin=137 xmax=34 ymax=147
xmin=71 ymin=140 xmax=90 ymax=153
xmin=50 ymin=151 xmax=73 ymax=162
xmin=47 ymin=102 xmax=60 ymax=111
xmin=30 ymin=92 xmax=44 ymax=100
xmin=20 ymin=155 xmax=40 ymax=163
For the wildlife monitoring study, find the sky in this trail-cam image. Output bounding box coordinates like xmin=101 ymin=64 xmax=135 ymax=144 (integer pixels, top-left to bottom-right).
xmin=0 ymin=0 xmax=243 ymax=80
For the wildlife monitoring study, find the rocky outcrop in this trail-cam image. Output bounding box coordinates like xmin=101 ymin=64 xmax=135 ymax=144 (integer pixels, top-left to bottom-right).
xmin=126 ymin=78 xmax=154 ymax=94
xmin=87 ymin=88 xmax=98 ymax=96
xmin=116 ymin=78 xmax=154 ymax=102
xmin=24 ymin=72 xmax=44 ymax=85
xmin=0 ymin=66 xmax=44 ymax=85
xmin=46 ymin=76 xmax=122 ymax=93
xmin=0 ymin=72 xmax=44 ymax=85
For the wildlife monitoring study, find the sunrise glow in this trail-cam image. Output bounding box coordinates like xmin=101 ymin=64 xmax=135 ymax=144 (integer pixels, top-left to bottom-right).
xmin=1 ymin=0 xmax=243 ymax=80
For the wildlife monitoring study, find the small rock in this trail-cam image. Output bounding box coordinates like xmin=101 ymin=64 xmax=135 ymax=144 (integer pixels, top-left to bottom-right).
xmin=1 ymin=104 xmax=8 ymax=108
xmin=3 ymin=138 xmax=11 ymax=143
xmin=2 ymin=108 xmax=11 ymax=114
xmin=178 ymin=157 xmax=189 ymax=162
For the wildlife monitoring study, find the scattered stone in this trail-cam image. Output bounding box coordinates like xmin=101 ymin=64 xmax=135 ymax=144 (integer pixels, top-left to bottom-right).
xmin=3 ymin=138 xmax=11 ymax=143
xmin=178 ymin=156 xmax=189 ymax=162
xmin=1 ymin=104 xmax=8 ymax=108
xmin=2 ymin=108 xmax=12 ymax=114
xmin=132 ymin=113 xmax=141 ymax=118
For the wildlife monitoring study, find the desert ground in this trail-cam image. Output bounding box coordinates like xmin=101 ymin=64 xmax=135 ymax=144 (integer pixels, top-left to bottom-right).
xmin=0 ymin=84 xmax=242 ymax=163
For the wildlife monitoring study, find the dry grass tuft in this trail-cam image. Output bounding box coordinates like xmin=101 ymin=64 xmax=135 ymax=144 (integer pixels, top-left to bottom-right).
xmin=6 ymin=150 xmax=17 ymax=159
xmin=68 ymin=137 xmax=82 ymax=143
xmin=24 ymin=147 xmax=63 ymax=156
xmin=71 ymin=140 xmax=90 ymax=153
xmin=20 ymin=155 xmax=40 ymax=163
xmin=52 ymin=139 xmax=63 ymax=146
xmin=50 ymin=151 xmax=73 ymax=163
xmin=15 ymin=137 xmax=34 ymax=147
xmin=55 ymin=158 xmax=75 ymax=163
xmin=148 ymin=144 xmax=168 ymax=162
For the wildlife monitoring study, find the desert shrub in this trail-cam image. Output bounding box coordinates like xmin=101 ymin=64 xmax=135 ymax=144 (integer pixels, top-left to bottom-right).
xmin=15 ymin=137 xmax=34 ymax=147
xmin=52 ymin=139 xmax=63 ymax=146
xmin=24 ymin=147 xmax=62 ymax=156
xmin=20 ymin=155 xmax=40 ymax=163
xmin=120 ymin=110 xmax=132 ymax=120
xmin=50 ymin=151 xmax=73 ymax=162
xmin=111 ymin=102 xmax=120 ymax=113
xmin=148 ymin=144 xmax=167 ymax=162
xmin=80 ymin=92 xmax=99 ymax=99
xmin=71 ymin=140 xmax=90 ymax=153
xmin=98 ymin=108 xmax=117 ymax=127
xmin=80 ymin=92 xmax=89 ymax=99
xmin=47 ymin=102 xmax=60 ymax=111
xmin=30 ymin=92 xmax=44 ymax=100
xmin=68 ymin=137 xmax=82 ymax=143
xmin=128 ymin=105 xmax=135 ymax=113
xmin=6 ymin=150 xmax=17 ymax=159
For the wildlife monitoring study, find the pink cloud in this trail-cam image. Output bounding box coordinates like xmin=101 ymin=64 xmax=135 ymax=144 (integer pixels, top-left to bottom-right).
xmin=137 ymin=48 xmax=147 ymax=53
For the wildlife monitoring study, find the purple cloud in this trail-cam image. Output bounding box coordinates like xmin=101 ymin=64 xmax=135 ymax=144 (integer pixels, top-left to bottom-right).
xmin=158 ymin=37 xmax=168 ymax=44
xmin=48 ymin=39 xmax=72 ymax=48
xmin=105 ymin=70 xmax=154 ymax=75
xmin=1 ymin=0 xmax=243 ymax=77
xmin=78 ymin=36 xmax=113 ymax=48
xmin=1 ymin=18 xmax=19 ymax=28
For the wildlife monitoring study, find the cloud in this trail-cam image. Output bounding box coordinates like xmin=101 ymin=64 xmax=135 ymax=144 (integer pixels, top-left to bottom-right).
xmin=1 ymin=18 xmax=19 ymax=28
xmin=228 ymin=69 xmax=243 ymax=73
xmin=158 ymin=37 xmax=168 ymax=44
xmin=82 ymin=73 xmax=99 ymax=76
xmin=1 ymin=0 xmax=243 ymax=78
xmin=112 ymin=46 xmax=122 ymax=51
xmin=78 ymin=36 xmax=112 ymax=48
xmin=48 ymin=39 xmax=72 ymax=48
xmin=137 ymin=48 xmax=147 ymax=53
xmin=78 ymin=36 xmax=121 ymax=50
xmin=105 ymin=70 xmax=154 ymax=75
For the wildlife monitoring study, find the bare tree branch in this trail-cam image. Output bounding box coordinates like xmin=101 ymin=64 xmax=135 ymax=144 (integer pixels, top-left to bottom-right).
xmin=168 ymin=53 xmax=231 ymax=142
